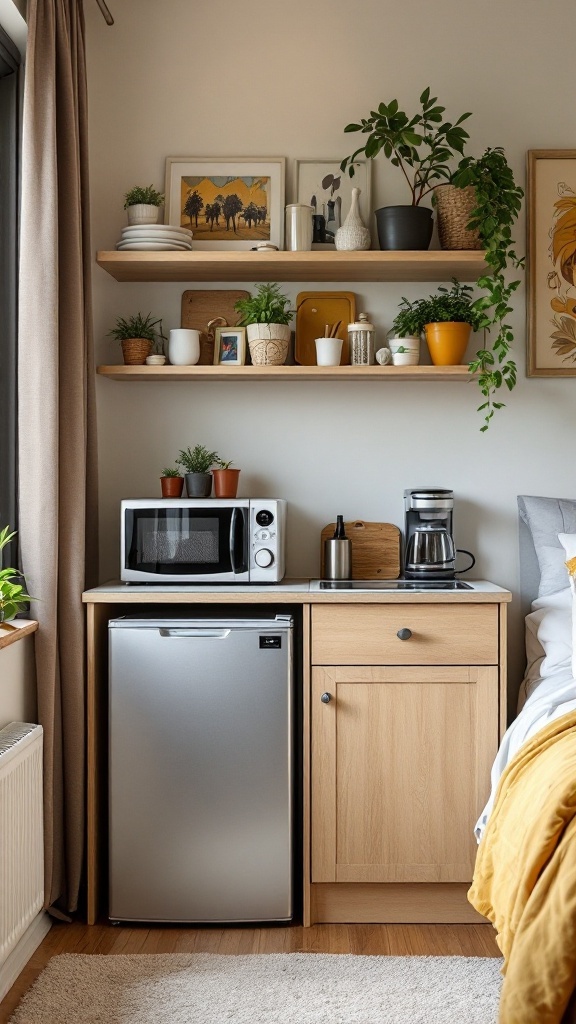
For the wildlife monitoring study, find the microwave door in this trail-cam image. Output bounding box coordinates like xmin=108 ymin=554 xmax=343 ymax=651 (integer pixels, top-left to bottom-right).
xmin=123 ymin=506 xmax=249 ymax=582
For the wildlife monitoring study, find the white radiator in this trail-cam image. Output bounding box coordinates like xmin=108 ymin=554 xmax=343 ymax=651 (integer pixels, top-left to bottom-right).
xmin=0 ymin=723 xmax=44 ymax=966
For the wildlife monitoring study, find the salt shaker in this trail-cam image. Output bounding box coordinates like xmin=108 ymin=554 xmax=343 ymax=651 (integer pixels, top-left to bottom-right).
xmin=348 ymin=313 xmax=375 ymax=365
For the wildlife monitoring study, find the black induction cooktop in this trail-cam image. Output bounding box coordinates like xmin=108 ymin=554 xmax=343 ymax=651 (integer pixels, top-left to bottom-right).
xmin=314 ymin=579 xmax=473 ymax=591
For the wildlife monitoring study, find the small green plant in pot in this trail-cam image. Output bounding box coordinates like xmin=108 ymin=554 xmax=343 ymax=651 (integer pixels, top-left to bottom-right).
xmin=176 ymin=445 xmax=220 ymax=498
xmin=160 ymin=467 xmax=183 ymax=499
xmin=108 ymin=312 xmax=165 ymax=365
xmin=123 ymin=184 xmax=165 ymax=225
xmin=341 ymin=87 xmax=471 ymax=250
xmin=212 ymin=458 xmax=240 ymax=499
xmin=235 ymin=283 xmax=293 ymax=366
xmin=393 ymin=280 xmax=483 ymax=367
xmin=0 ymin=526 xmax=32 ymax=625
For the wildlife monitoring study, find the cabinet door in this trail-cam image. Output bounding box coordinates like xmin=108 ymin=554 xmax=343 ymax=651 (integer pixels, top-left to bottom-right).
xmin=311 ymin=665 xmax=498 ymax=884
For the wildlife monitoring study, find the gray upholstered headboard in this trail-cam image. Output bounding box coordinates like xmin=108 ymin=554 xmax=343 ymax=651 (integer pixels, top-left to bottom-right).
xmin=518 ymin=508 xmax=540 ymax=617
xmin=517 ymin=494 xmax=576 ymax=616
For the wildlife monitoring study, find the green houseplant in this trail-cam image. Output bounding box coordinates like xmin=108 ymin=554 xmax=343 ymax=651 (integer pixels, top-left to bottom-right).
xmin=341 ymin=87 xmax=471 ymax=250
xmin=160 ymin=467 xmax=183 ymax=499
xmin=123 ymin=184 xmax=165 ymax=225
xmin=212 ymin=457 xmax=240 ymax=499
xmin=108 ymin=311 xmax=165 ymax=365
xmin=176 ymin=445 xmax=220 ymax=498
xmin=235 ymin=283 xmax=293 ymax=366
xmin=393 ymin=280 xmax=483 ymax=367
xmin=0 ymin=526 xmax=31 ymax=625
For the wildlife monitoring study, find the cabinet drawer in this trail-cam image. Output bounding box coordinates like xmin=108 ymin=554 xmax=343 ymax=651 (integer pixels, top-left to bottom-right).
xmin=311 ymin=604 xmax=499 ymax=665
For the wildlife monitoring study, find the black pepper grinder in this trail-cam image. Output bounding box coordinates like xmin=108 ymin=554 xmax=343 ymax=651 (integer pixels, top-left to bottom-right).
xmin=324 ymin=515 xmax=352 ymax=580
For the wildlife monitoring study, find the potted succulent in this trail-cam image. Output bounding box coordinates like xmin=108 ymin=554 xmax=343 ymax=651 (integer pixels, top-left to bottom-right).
xmin=0 ymin=526 xmax=32 ymax=625
xmin=235 ymin=283 xmax=293 ymax=366
xmin=176 ymin=445 xmax=220 ymax=498
xmin=108 ymin=311 xmax=165 ymax=365
xmin=160 ymin=467 xmax=183 ymax=498
xmin=123 ymin=184 xmax=165 ymax=225
xmin=438 ymin=148 xmax=524 ymax=430
xmin=340 ymin=87 xmax=471 ymax=250
xmin=212 ymin=458 xmax=240 ymax=499
xmin=393 ymin=280 xmax=483 ymax=366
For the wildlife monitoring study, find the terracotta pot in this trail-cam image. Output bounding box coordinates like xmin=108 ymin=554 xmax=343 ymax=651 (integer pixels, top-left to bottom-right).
xmin=160 ymin=476 xmax=184 ymax=498
xmin=121 ymin=338 xmax=153 ymax=365
xmin=212 ymin=468 xmax=240 ymax=498
xmin=424 ymin=322 xmax=471 ymax=366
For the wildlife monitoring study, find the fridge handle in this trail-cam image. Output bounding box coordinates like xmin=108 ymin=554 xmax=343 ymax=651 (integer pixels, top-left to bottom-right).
xmin=230 ymin=507 xmax=248 ymax=575
xmin=159 ymin=629 xmax=232 ymax=639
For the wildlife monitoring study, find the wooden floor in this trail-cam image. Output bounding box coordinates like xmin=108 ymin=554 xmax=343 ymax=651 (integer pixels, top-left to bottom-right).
xmin=0 ymin=920 xmax=500 ymax=1022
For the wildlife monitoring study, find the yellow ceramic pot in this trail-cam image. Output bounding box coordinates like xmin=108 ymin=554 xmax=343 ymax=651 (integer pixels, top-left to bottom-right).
xmin=424 ymin=322 xmax=471 ymax=366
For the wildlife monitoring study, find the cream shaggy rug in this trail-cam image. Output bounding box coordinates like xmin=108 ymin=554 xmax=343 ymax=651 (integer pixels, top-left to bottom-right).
xmin=9 ymin=952 xmax=503 ymax=1023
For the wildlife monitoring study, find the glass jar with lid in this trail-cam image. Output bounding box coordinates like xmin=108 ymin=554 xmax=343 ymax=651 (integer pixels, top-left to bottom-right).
xmin=348 ymin=313 xmax=375 ymax=365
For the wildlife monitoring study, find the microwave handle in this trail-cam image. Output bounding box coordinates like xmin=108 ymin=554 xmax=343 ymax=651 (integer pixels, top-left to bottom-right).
xmin=230 ymin=507 xmax=248 ymax=575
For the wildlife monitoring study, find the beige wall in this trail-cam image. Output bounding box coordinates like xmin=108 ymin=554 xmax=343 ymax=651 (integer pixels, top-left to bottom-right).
xmin=0 ymin=637 xmax=36 ymax=728
xmin=85 ymin=0 xmax=576 ymax=694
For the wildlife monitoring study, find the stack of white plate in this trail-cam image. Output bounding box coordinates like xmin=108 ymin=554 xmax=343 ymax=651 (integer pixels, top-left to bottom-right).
xmin=116 ymin=224 xmax=194 ymax=251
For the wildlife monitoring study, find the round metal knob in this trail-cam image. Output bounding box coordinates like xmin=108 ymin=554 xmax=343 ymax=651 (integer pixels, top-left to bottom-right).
xmin=321 ymin=692 xmax=332 ymax=703
xmin=397 ymin=628 xmax=412 ymax=641
xmin=255 ymin=548 xmax=274 ymax=568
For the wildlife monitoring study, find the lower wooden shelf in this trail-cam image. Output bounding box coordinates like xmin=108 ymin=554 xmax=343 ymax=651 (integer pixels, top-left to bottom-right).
xmin=97 ymin=364 xmax=476 ymax=382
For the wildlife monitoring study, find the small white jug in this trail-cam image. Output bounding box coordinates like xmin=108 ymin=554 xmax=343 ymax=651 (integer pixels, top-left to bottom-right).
xmin=168 ymin=329 xmax=200 ymax=366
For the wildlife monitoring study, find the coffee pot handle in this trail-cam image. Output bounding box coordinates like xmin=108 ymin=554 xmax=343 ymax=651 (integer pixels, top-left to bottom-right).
xmin=455 ymin=549 xmax=476 ymax=575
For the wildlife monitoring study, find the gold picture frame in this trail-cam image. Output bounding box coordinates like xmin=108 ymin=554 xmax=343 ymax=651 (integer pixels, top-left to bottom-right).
xmin=213 ymin=327 xmax=246 ymax=366
xmin=528 ymin=149 xmax=576 ymax=376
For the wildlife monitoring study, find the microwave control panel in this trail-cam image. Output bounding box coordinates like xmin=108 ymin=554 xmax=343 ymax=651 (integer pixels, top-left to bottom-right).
xmin=249 ymin=499 xmax=287 ymax=582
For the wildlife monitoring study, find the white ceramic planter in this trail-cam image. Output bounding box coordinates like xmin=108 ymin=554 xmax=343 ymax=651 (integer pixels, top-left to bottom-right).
xmin=168 ymin=329 xmax=200 ymax=365
xmin=389 ymin=335 xmax=420 ymax=366
xmin=127 ymin=203 xmax=161 ymax=226
xmin=246 ymin=323 xmax=291 ymax=366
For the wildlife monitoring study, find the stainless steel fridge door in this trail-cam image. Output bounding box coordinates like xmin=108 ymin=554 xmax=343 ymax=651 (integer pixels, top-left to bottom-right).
xmin=108 ymin=618 xmax=293 ymax=923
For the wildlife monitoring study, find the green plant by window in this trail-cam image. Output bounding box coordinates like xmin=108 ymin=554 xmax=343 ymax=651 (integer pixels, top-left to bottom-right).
xmin=340 ymin=87 xmax=471 ymax=206
xmin=176 ymin=445 xmax=220 ymax=474
xmin=234 ymin=283 xmax=293 ymax=326
xmin=392 ymin=280 xmax=483 ymax=338
xmin=161 ymin=467 xmax=181 ymax=478
xmin=107 ymin=312 xmax=166 ymax=353
xmin=0 ymin=526 xmax=32 ymax=624
xmin=123 ymin=184 xmax=165 ymax=208
xmin=450 ymin=147 xmax=524 ymax=430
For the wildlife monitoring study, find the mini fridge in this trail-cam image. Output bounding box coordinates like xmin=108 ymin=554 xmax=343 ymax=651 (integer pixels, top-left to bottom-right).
xmin=108 ymin=614 xmax=294 ymax=923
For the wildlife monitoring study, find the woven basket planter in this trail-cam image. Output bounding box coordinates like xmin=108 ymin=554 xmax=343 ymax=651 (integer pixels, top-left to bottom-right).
xmin=121 ymin=337 xmax=153 ymax=365
xmin=434 ymin=185 xmax=482 ymax=251
xmin=247 ymin=323 xmax=291 ymax=366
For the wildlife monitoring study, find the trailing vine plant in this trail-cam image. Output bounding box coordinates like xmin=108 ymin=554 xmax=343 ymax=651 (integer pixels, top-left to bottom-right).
xmin=451 ymin=148 xmax=524 ymax=430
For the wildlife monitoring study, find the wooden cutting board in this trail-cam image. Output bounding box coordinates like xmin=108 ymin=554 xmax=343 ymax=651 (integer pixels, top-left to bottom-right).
xmin=181 ymin=289 xmax=250 ymax=364
xmin=320 ymin=520 xmax=401 ymax=580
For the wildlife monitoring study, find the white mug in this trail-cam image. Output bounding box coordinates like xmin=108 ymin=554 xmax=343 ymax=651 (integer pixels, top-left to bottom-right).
xmin=168 ymin=329 xmax=200 ymax=366
xmin=315 ymin=336 xmax=343 ymax=366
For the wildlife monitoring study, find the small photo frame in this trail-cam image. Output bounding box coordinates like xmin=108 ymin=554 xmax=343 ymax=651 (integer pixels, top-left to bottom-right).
xmin=213 ymin=327 xmax=246 ymax=366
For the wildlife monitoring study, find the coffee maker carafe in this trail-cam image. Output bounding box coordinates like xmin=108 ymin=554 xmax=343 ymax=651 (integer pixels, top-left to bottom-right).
xmin=403 ymin=488 xmax=475 ymax=580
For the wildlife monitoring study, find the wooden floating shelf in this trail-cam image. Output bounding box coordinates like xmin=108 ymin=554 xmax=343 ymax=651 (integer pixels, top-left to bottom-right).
xmin=97 ymin=364 xmax=476 ymax=383
xmin=96 ymin=249 xmax=488 ymax=284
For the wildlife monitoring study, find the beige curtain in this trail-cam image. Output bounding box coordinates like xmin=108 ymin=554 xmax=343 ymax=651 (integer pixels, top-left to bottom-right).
xmin=18 ymin=0 xmax=98 ymax=912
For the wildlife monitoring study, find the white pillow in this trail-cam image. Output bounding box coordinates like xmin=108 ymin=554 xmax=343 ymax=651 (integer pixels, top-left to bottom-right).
xmin=519 ymin=587 xmax=572 ymax=704
xmin=558 ymin=533 xmax=576 ymax=678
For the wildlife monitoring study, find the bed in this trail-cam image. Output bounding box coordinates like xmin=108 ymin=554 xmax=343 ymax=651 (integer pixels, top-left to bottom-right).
xmin=470 ymin=496 xmax=576 ymax=1024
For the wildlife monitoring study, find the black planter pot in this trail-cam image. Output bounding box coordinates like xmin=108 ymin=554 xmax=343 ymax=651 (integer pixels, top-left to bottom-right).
xmin=375 ymin=205 xmax=433 ymax=251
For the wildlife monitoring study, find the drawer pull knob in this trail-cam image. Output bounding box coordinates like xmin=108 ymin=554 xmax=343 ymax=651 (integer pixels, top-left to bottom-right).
xmin=397 ymin=628 xmax=412 ymax=641
xmin=321 ymin=692 xmax=332 ymax=704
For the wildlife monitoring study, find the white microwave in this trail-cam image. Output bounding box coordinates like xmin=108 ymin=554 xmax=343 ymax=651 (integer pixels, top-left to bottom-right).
xmin=121 ymin=498 xmax=287 ymax=584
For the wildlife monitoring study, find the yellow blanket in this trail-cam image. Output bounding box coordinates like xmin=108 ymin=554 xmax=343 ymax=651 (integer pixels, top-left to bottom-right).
xmin=469 ymin=710 xmax=576 ymax=1024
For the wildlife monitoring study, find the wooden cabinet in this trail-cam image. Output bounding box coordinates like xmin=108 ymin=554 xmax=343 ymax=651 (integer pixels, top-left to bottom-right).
xmin=307 ymin=600 xmax=504 ymax=924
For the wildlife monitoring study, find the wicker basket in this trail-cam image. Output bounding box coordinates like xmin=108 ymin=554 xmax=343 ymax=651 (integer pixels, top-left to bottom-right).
xmin=246 ymin=323 xmax=291 ymax=366
xmin=121 ymin=337 xmax=153 ymax=365
xmin=434 ymin=185 xmax=482 ymax=251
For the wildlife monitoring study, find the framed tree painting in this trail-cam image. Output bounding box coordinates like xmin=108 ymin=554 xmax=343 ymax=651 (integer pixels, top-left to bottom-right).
xmin=528 ymin=150 xmax=576 ymax=376
xmin=165 ymin=157 xmax=285 ymax=250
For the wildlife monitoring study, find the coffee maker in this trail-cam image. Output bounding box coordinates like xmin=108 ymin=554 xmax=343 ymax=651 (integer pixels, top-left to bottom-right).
xmin=403 ymin=488 xmax=475 ymax=581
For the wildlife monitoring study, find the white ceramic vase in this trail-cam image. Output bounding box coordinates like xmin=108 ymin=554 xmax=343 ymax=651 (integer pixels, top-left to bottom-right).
xmin=168 ymin=329 xmax=200 ymax=365
xmin=335 ymin=187 xmax=371 ymax=251
xmin=127 ymin=203 xmax=160 ymax=226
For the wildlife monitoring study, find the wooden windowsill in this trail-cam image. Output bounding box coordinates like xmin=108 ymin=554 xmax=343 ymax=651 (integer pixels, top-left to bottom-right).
xmin=0 ymin=619 xmax=38 ymax=651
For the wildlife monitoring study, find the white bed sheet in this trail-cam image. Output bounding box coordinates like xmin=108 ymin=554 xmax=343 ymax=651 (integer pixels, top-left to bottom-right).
xmin=475 ymin=587 xmax=576 ymax=840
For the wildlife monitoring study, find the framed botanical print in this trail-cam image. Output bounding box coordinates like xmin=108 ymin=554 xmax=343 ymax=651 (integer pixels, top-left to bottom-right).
xmin=165 ymin=157 xmax=285 ymax=250
xmin=528 ymin=149 xmax=576 ymax=376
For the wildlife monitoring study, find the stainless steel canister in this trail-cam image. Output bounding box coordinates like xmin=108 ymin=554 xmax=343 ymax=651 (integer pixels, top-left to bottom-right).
xmin=285 ymin=204 xmax=313 ymax=251
xmin=324 ymin=537 xmax=352 ymax=580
